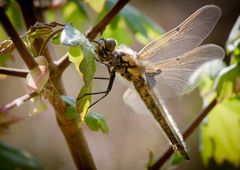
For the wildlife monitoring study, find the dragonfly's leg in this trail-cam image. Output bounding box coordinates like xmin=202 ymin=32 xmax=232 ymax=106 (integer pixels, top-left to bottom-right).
xmin=85 ymin=71 xmax=116 ymax=112
xmin=77 ymin=71 xmax=115 ymax=101
xmin=93 ymin=77 xmax=109 ymax=80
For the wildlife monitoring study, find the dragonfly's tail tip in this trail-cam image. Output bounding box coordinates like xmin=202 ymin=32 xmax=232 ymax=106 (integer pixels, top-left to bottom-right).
xmin=185 ymin=154 xmax=190 ymax=161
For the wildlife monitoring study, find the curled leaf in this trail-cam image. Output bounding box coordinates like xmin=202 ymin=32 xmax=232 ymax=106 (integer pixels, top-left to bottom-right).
xmin=26 ymin=56 xmax=49 ymax=93
xmin=0 ymin=40 xmax=15 ymax=55
xmin=60 ymin=24 xmax=93 ymax=51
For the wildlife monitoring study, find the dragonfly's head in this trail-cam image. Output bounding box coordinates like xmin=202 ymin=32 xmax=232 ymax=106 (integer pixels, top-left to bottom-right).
xmin=96 ymin=38 xmax=117 ymax=61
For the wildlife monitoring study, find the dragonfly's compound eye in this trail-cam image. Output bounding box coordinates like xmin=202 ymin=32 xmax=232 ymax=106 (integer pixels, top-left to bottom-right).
xmin=105 ymin=38 xmax=117 ymax=52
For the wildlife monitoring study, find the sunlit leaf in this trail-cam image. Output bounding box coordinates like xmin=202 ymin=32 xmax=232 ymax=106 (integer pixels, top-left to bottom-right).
xmin=0 ymin=142 xmax=43 ymax=170
xmin=63 ymin=1 xmax=88 ymax=31
xmin=85 ymin=112 xmax=109 ymax=134
xmin=200 ymin=97 xmax=240 ymax=167
xmin=214 ymin=64 xmax=240 ymax=102
xmin=69 ymin=46 xmax=83 ymax=74
xmin=6 ymin=1 xmax=24 ymax=29
xmin=76 ymin=84 xmax=92 ymax=126
xmin=84 ymin=0 xmax=106 ymax=12
xmin=99 ymin=0 xmax=164 ymax=44
xmin=103 ymin=16 xmax=133 ymax=45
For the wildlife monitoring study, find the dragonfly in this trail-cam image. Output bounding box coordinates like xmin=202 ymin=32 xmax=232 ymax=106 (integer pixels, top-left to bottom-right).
xmin=82 ymin=5 xmax=225 ymax=159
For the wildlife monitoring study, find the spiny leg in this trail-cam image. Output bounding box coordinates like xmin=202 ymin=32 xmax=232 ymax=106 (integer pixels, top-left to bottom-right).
xmin=77 ymin=71 xmax=115 ymax=111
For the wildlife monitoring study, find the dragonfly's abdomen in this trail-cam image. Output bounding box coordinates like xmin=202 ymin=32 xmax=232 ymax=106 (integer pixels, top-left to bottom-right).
xmin=126 ymin=72 xmax=189 ymax=160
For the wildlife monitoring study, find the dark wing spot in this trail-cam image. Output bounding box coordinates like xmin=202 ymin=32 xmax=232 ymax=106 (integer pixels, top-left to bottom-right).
xmin=145 ymin=71 xmax=161 ymax=88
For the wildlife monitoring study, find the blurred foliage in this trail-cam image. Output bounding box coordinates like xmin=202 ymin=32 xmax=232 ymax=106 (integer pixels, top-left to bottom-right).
xmin=0 ymin=142 xmax=43 ymax=170
xmin=3 ymin=0 xmax=240 ymax=169
xmin=98 ymin=0 xmax=164 ymax=45
xmin=200 ymin=16 xmax=240 ymax=168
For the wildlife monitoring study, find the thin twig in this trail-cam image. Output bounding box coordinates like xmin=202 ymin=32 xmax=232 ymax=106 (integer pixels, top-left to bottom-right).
xmin=0 ymin=92 xmax=38 ymax=113
xmin=0 ymin=6 xmax=38 ymax=69
xmin=56 ymin=0 xmax=130 ymax=72
xmin=148 ymin=98 xmax=217 ymax=170
xmin=0 ymin=67 xmax=28 ymax=78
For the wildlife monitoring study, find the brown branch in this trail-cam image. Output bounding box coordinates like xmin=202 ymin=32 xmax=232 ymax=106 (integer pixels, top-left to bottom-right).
xmin=0 ymin=67 xmax=28 ymax=77
xmin=148 ymin=98 xmax=217 ymax=170
xmin=0 ymin=6 xmax=38 ymax=69
xmin=56 ymin=0 xmax=130 ymax=72
xmin=54 ymin=53 xmax=71 ymax=77
xmin=0 ymin=92 xmax=37 ymax=113
xmin=16 ymin=0 xmax=54 ymax=67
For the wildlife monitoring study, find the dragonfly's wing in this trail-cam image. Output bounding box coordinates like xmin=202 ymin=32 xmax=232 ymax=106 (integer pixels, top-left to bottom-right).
xmin=138 ymin=5 xmax=221 ymax=62
xmin=144 ymin=44 xmax=225 ymax=99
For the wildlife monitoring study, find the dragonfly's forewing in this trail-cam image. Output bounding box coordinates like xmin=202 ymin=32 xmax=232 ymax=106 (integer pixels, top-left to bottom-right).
xmin=144 ymin=44 xmax=225 ymax=99
xmin=138 ymin=5 xmax=221 ymax=63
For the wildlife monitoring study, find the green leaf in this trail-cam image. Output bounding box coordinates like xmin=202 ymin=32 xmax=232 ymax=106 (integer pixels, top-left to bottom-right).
xmin=75 ymin=45 xmax=96 ymax=126
xmin=103 ymin=16 xmax=133 ymax=45
xmin=84 ymin=0 xmax=106 ymax=12
xmin=69 ymin=46 xmax=84 ymax=74
xmin=200 ymin=97 xmax=240 ymax=167
xmin=99 ymin=0 xmax=164 ymax=44
xmin=85 ymin=112 xmax=109 ymax=134
xmin=63 ymin=1 xmax=88 ymax=31
xmin=170 ymin=152 xmax=185 ymax=165
xmin=51 ymin=33 xmax=61 ymax=45
xmin=214 ymin=64 xmax=240 ymax=102
xmin=6 ymin=1 xmax=24 ymax=29
xmin=120 ymin=4 xmax=163 ymax=44
xmin=76 ymin=84 xmax=92 ymax=126
xmin=61 ymin=96 xmax=78 ymax=120
xmin=79 ymin=45 xmax=96 ymax=86
xmin=0 ymin=142 xmax=43 ymax=170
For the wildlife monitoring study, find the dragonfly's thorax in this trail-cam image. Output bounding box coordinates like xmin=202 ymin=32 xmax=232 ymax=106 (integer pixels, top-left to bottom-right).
xmin=109 ymin=49 xmax=144 ymax=82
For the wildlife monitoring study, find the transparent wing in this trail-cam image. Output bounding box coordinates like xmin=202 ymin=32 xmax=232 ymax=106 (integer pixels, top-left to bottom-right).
xmin=138 ymin=5 xmax=221 ymax=62
xmin=144 ymin=44 xmax=225 ymax=99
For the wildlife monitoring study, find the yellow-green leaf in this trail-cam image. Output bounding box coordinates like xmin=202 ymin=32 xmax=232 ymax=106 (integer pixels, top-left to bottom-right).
xmin=84 ymin=0 xmax=106 ymax=12
xmin=201 ymin=97 xmax=240 ymax=167
xmin=85 ymin=112 xmax=109 ymax=134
